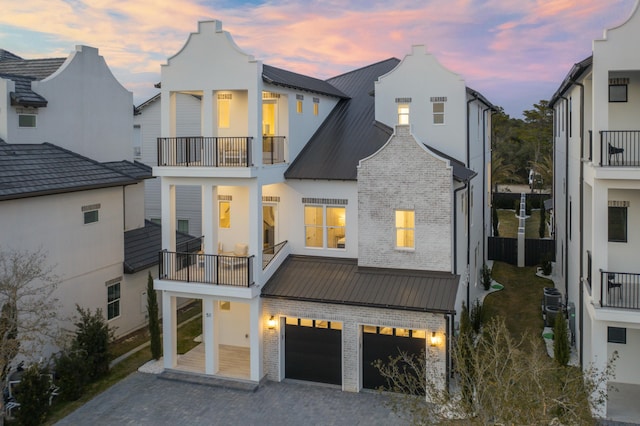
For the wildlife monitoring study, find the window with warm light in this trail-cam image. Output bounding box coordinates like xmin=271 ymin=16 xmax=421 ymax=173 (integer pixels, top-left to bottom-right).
xmin=398 ymin=104 xmax=410 ymax=124
xmin=327 ymin=207 xmax=346 ymax=249
xmin=263 ymin=102 xmax=276 ymax=135
xmin=433 ymin=102 xmax=445 ymax=124
xmin=313 ymin=103 xmax=319 ymax=116
xmin=395 ymin=210 xmax=415 ymax=249
xmin=219 ymin=201 xmax=231 ymax=229
xmin=304 ymin=205 xmax=346 ymax=249
xmin=304 ymin=206 xmax=323 ymax=247
xmin=218 ymin=99 xmax=230 ymax=128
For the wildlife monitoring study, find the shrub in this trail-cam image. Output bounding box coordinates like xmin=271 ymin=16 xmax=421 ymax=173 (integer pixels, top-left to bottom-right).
xmin=470 ymin=299 xmax=483 ymax=334
xmin=72 ymin=305 xmax=113 ymax=381
xmin=54 ymin=349 xmax=88 ymax=401
xmin=554 ymin=310 xmax=570 ymax=366
xmin=481 ymin=263 xmax=492 ymax=291
xmin=541 ymin=253 xmax=552 ymax=275
xmin=147 ymin=272 xmax=162 ymax=360
xmin=14 ymin=364 xmax=52 ymax=426
xmin=539 ymin=201 xmax=547 ymax=238
xmin=492 ymin=207 xmax=499 ymax=237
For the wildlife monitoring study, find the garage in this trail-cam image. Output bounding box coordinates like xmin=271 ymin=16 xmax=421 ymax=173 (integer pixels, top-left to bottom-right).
xmin=284 ymin=317 xmax=342 ymax=385
xmin=362 ymin=326 xmax=426 ymax=391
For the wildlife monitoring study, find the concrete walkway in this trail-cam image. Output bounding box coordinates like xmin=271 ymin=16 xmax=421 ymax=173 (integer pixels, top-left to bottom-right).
xmin=55 ymin=373 xmax=406 ymax=425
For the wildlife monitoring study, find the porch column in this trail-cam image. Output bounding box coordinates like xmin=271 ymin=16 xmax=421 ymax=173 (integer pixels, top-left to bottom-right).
xmin=589 ymin=319 xmax=609 ymax=418
xmin=248 ymin=182 xmax=262 ymax=284
xmin=202 ymin=90 xmax=214 ymax=137
xmin=591 ymin=183 xmax=608 ymax=304
xmin=202 ymin=184 xmax=218 ymax=254
xmin=161 ymin=90 xmax=177 ymax=138
xmin=162 ymin=292 xmax=177 ymax=369
xmin=203 ymin=298 xmax=216 ymax=375
xmin=249 ymin=297 xmax=263 ymax=382
xmin=161 ymin=180 xmax=176 ymax=252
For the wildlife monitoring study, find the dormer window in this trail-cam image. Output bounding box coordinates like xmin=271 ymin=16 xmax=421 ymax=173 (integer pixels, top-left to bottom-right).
xmin=398 ymin=104 xmax=410 ymax=125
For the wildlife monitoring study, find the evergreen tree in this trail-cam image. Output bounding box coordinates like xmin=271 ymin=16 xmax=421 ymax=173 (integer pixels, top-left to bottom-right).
xmin=539 ymin=200 xmax=546 ymax=238
xmin=72 ymin=305 xmax=112 ymax=380
xmin=147 ymin=272 xmax=162 ymax=360
xmin=554 ymin=310 xmax=570 ymax=366
xmin=14 ymin=364 xmax=52 ymax=426
xmin=492 ymin=207 xmax=500 ymax=237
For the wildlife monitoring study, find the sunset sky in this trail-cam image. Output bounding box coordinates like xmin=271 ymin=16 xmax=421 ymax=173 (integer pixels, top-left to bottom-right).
xmin=1 ymin=0 xmax=637 ymax=117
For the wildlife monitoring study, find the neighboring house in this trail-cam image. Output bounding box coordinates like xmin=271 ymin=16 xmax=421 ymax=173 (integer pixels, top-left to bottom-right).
xmin=550 ymin=2 xmax=640 ymax=417
xmin=153 ymin=20 xmax=494 ymax=392
xmin=0 ymin=46 xmax=179 ymax=346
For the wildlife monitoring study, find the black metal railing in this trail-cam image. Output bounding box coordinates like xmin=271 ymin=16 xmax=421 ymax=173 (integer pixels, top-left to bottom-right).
xmin=159 ymin=250 xmax=254 ymax=287
xmin=262 ymin=240 xmax=288 ymax=269
xmin=157 ymin=137 xmax=252 ymax=167
xmin=262 ymin=136 xmax=286 ymax=165
xmin=588 ymin=130 xmax=593 ymax=162
xmin=600 ymin=270 xmax=640 ymax=309
xmin=600 ymin=131 xmax=640 ymax=166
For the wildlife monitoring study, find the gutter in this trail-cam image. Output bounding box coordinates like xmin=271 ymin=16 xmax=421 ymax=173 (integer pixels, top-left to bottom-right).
xmin=466 ymin=94 xmax=477 ymax=308
xmin=573 ymin=80 xmax=585 ymax=368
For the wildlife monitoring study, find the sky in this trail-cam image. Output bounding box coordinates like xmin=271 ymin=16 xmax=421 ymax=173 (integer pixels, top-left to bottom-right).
xmin=0 ymin=0 xmax=637 ymax=118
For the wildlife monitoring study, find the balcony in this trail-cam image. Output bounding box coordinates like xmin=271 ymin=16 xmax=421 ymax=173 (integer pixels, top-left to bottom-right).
xmin=600 ymin=270 xmax=640 ymax=310
xmin=159 ymin=250 xmax=254 ymax=287
xmin=262 ymin=136 xmax=286 ymax=165
xmin=599 ymin=131 xmax=640 ymax=166
xmin=157 ymin=137 xmax=252 ymax=167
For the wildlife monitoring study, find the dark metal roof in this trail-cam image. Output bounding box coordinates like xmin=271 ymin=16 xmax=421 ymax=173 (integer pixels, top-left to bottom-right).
xmin=285 ymin=58 xmax=401 ymax=181
xmin=262 ymin=64 xmax=348 ymax=99
xmin=0 ymin=143 xmax=143 ymax=201
xmin=103 ymin=160 xmax=153 ymax=179
xmin=423 ymin=144 xmax=476 ymax=182
xmin=0 ymin=50 xmax=23 ymax=62
xmin=262 ymin=255 xmax=459 ymax=313
xmin=549 ymin=55 xmax=593 ymax=107
xmin=0 ymin=57 xmax=66 ymax=80
xmin=466 ymin=87 xmax=497 ymax=110
xmin=123 ymin=220 xmax=200 ymax=274
xmin=1 ymin=74 xmax=48 ymax=107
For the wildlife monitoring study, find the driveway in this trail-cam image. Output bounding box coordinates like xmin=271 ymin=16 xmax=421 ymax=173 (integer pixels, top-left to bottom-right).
xmin=55 ymin=372 xmax=407 ymax=425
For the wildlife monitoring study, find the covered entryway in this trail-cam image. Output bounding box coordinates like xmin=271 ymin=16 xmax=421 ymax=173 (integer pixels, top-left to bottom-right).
xmin=362 ymin=326 xmax=426 ymax=390
xmin=284 ymin=317 xmax=342 ymax=385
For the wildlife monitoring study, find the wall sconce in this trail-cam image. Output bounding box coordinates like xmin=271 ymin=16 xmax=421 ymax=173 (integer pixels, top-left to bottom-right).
xmin=430 ymin=331 xmax=440 ymax=347
xmin=267 ymin=315 xmax=277 ymax=330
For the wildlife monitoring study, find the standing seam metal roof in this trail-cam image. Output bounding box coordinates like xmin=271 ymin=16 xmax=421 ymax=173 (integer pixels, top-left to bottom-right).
xmin=262 ymin=64 xmax=348 ymax=99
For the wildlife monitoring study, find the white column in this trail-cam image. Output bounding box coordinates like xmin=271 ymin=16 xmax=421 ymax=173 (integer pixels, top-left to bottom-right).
xmin=202 ymin=90 xmax=214 ymax=137
xmin=592 ymin=183 xmax=608 ymax=304
xmin=202 ymin=184 xmax=218 ymax=254
xmin=162 ymin=292 xmax=177 ymax=369
xmin=161 ymin=180 xmax=176 ymax=252
xmin=203 ymin=298 xmax=216 ymax=375
xmin=248 ymin=182 xmax=262 ymax=285
xmin=249 ymin=297 xmax=263 ymax=382
xmin=161 ymin=91 xmax=177 ymax=138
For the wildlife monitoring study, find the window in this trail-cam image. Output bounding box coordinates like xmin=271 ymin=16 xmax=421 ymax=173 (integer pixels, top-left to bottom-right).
xmin=18 ymin=114 xmax=36 ymax=128
xmin=304 ymin=205 xmax=346 ymax=249
xmin=398 ymin=104 xmax=409 ymax=125
xmin=107 ymin=282 xmax=120 ymax=320
xmin=219 ymin=201 xmax=231 ymax=228
xmin=608 ymin=206 xmax=627 ymax=242
xmin=177 ymin=219 xmax=189 ymax=234
xmin=609 ymin=84 xmax=628 ymax=102
xmin=395 ymin=210 xmax=415 ymax=249
xmin=608 ymin=327 xmax=626 ymax=344
xmin=433 ymin=102 xmax=445 ymax=124
xmin=262 ymin=102 xmax=276 ymax=135
xmin=313 ymin=103 xmax=319 ymax=116
xmin=84 ymin=210 xmax=99 ymax=224
xmin=296 ymin=94 xmax=303 ymax=114
xmin=218 ymin=99 xmax=230 ymax=128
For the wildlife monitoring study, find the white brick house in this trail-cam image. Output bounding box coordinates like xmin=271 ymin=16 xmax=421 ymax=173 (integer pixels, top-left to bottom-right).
xmin=151 ymin=20 xmax=494 ymax=392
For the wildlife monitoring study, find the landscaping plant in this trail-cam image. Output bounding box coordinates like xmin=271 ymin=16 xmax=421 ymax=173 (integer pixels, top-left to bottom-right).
xmin=72 ymin=305 xmax=113 ymax=381
xmin=481 ymin=263 xmax=492 ymax=291
xmin=554 ymin=310 xmax=570 ymax=367
xmin=539 ymin=200 xmax=546 ymax=238
xmin=147 ymin=272 xmax=162 ymax=360
xmin=14 ymin=364 xmax=52 ymax=426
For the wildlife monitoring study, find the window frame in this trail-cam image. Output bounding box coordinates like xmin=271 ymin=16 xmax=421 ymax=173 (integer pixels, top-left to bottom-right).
xmin=398 ymin=104 xmax=410 ymax=125
xmin=609 ymin=84 xmax=628 ymax=103
xmin=18 ymin=114 xmax=37 ymax=128
xmin=83 ymin=210 xmax=99 ymax=225
xmin=395 ymin=209 xmax=415 ymax=249
xmin=607 ymin=326 xmax=626 ymax=344
xmin=107 ymin=282 xmax=121 ymax=321
xmin=608 ymin=206 xmax=628 ymax=243
xmin=304 ymin=204 xmax=346 ymax=250
xmin=433 ymin=102 xmax=445 ymax=125
xmin=219 ymin=201 xmax=231 ymax=229
xmin=177 ymin=219 xmax=189 ymax=234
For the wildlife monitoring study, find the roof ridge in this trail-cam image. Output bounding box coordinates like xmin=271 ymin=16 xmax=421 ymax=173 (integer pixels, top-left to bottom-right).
xmin=326 ymin=57 xmax=400 ymax=82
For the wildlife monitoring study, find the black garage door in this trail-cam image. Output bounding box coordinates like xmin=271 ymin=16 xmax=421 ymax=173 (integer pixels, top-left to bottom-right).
xmin=285 ymin=318 xmax=342 ymax=385
xmin=362 ymin=326 xmax=426 ymax=391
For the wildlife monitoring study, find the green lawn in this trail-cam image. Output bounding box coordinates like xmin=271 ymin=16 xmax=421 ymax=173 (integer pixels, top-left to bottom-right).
xmin=497 ymin=209 xmax=548 ymax=239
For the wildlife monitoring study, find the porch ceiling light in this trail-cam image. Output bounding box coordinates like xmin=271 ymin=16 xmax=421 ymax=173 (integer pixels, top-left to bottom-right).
xmin=267 ymin=315 xmax=277 ymax=330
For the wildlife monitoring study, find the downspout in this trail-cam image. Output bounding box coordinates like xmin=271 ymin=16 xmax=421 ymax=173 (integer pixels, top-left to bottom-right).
xmin=560 ymin=95 xmax=570 ymax=299
xmin=445 ymin=314 xmax=451 ymax=389
xmin=453 ymin=184 xmax=467 ymax=275
xmin=481 ymin=107 xmax=491 ymax=263
xmin=572 ymin=80 xmax=585 ymax=367
xmin=466 ymin=95 xmax=477 ymax=308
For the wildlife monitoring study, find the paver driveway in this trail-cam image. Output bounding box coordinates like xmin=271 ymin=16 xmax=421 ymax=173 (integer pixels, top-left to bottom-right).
xmin=56 ymin=372 xmax=407 ymax=425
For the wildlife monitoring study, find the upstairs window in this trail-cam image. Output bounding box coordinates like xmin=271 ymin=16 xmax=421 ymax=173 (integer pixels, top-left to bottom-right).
xmin=18 ymin=114 xmax=36 ymax=128
xmin=433 ymin=102 xmax=445 ymax=124
xmin=218 ymin=95 xmax=231 ymax=128
xmin=608 ymin=203 xmax=628 ymax=242
xmin=296 ymin=94 xmax=304 ymax=114
xmin=304 ymin=204 xmax=346 ymax=249
xmin=82 ymin=203 xmax=100 ymax=224
xmin=177 ymin=219 xmax=189 ymax=234
xmin=219 ymin=201 xmax=231 ymax=228
xmin=313 ymin=98 xmax=319 ymax=116
xmin=395 ymin=210 xmax=415 ymax=249
xmin=107 ymin=282 xmax=121 ymax=320
xmin=609 ymin=78 xmax=629 ymax=102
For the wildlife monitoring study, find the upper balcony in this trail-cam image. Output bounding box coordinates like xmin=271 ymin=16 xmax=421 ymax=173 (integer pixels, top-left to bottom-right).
xmin=599 ymin=270 xmax=640 ymax=311
xmin=589 ymin=131 xmax=640 ymax=167
xmin=157 ymin=136 xmax=286 ymax=168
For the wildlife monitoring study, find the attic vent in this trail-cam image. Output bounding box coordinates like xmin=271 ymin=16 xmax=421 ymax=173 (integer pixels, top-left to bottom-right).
xmin=81 ymin=203 xmax=101 ymax=212
xmin=296 ymin=94 xmax=304 ymax=100
xmin=430 ymin=97 xmax=448 ymax=102
xmin=217 ymin=93 xmax=232 ymax=100
xmin=262 ymin=92 xmax=281 ymax=99
xmin=263 ymin=196 xmax=280 ymax=202
xmin=608 ymin=200 xmax=629 ymax=207
xmin=302 ymin=198 xmax=348 ymax=205
xmin=609 ymin=78 xmax=629 ymax=85
xmin=395 ymin=97 xmax=411 ymax=103
xmin=218 ymin=195 xmax=232 ymax=201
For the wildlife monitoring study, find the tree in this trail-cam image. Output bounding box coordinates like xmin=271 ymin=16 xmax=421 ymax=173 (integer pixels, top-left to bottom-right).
xmin=72 ymin=305 xmax=113 ymax=381
xmin=554 ymin=310 xmax=570 ymax=367
xmin=147 ymin=272 xmax=162 ymax=360
xmin=376 ymin=317 xmax=617 ymax=425
xmin=539 ymin=200 xmax=547 ymax=238
xmin=0 ymin=247 xmax=59 ymax=422
xmin=14 ymin=364 xmax=52 ymax=426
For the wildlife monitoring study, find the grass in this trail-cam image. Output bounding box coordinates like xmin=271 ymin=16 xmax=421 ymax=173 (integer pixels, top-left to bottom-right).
xmin=44 ymin=301 xmax=203 ymax=425
xmin=497 ymin=209 xmax=548 ymax=239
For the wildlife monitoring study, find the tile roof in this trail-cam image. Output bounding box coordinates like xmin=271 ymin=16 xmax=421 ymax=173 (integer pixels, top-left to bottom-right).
xmin=0 ymin=143 xmax=144 ymax=201
xmin=0 ymin=49 xmax=22 ymax=61
xmin=1 ymin=74 xmax=48 ymax=107
xmin=262 ymin=64 xmax=348 ymax=99
xmin=124 ymin=220 xmax=200 ymax=273
xmin=0 ymin=53 xmax=66 ymax=108
xmin=103 ymin=161 xmax=153 ymax=179
xmin=262 ymin=255 xmax=459 ymax=313
xmin=285 ymin=58 xmax=401 ymax=181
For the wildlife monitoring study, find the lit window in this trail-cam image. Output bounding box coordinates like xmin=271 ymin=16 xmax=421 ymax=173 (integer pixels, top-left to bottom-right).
xmin=177 ymin=219 xmax=189 ymax=234
xmin=327 ymin=207 xmax=346 ymax=249
xmin=18 ymin=114 xmax=36 ymax=128
xmin=107 ymin=282 xmax=121 ymax=320
xmin=398 ymin=104 xmax=409 ymax=125
xmin=304 ymin=206 xmax=323 ymax=247
xmin=395 ymin=210 xmax=415 ymax=248
xmin=218 ymin=99 xmax=230 ymax=128
xmin=296 ymin=100 xmax=303 ymax=114
xmin=304 ymin=205 xmax=346 ymax=249
xmin=219 ymin=201 xmax=231 ymax=228
xmin=433 ymin=102 xmax=445 ymax=124
xmin=263 ymin=102 xmax=276 ymax=135
xmin=608 ymin=206 xmax=627 ymax=242
xmin=313 ymin=103 xmax=319 ymax=116
xmin=84 ymin=210 xmax=99 ymax=224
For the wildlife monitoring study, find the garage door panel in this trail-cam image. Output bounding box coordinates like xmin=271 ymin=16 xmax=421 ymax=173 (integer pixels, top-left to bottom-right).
xmin=285 ymin=324 xmax=341 ymax=385
xmin=363 ymin=331 xmax=425 ymax=391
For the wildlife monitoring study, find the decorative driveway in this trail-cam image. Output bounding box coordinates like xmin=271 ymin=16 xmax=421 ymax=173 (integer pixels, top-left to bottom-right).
xmin=55 ymin=372 xmax=406 ymax=425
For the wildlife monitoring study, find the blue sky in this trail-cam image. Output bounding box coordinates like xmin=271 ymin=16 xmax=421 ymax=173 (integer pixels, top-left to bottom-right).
xmin=0 ymin=0 xmax=637 ymax=117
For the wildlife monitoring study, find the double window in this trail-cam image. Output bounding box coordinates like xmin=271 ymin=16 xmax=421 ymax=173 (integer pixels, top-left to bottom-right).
xmin=107 ymin=282 xmax=121 ymax=320
xmin=395 ymin=210 xmax=415 ymax=249
xmin=304 ymin=205 xmax=346 ymax=249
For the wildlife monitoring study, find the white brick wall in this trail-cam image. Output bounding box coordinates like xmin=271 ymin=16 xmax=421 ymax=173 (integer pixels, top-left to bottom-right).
xmin=262 ymin=298 xmax=447 ymax=392
xmin=357 ymin=125 xmax=453 ymax=271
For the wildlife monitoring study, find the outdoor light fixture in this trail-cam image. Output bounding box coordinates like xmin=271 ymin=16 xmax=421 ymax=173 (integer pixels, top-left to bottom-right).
xmin=267 ymin=315 xmax=276 ymax=329
xmin=430 ymin=331 xmax=439 ymax=347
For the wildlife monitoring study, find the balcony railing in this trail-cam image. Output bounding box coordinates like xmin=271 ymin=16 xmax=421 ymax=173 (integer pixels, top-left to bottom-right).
xmin=262 ymin=136 xmax=286 ymax=165
xmin=157 ymin=137 xmax=252 ymax=167
xmin=159 ymin=250 xmax=254 ymax=287
xmin=600 ymin=270 xmax=640 ymax=310
xmin=600 ymin=131 xmax=640 ymax=166
xmin=262 ymin=240 xmax=288 ymax=269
